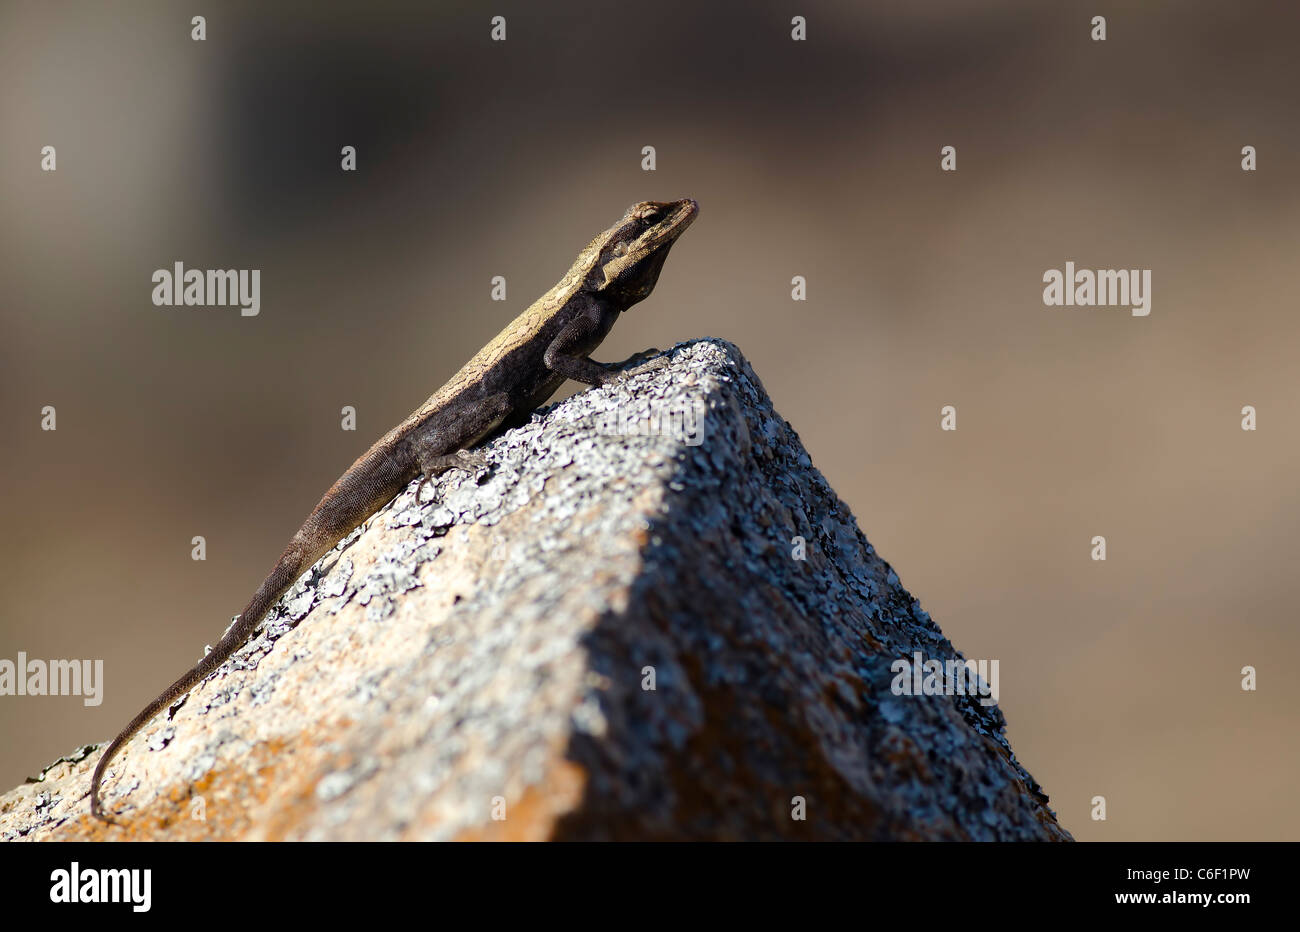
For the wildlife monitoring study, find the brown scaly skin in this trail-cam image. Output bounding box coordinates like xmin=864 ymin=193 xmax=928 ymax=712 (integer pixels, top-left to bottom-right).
xmin=89 ymin=198 xmax=699 ymax=822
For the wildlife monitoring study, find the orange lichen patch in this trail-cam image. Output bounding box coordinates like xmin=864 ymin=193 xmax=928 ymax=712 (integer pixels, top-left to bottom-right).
xmin=551 ymin=643 xmax=886 ymax=841
xmin=250 ymin=719 xmax=376 ymax=841
xmin=66 ymin=737 xmax=305 ymax=841
xmin=452 ymin=760 xmax=587 ymax=842
xmin=878 ymin=729 xmax=931 ymax=778
xmin=694 ymin=673 xmax=884 ymax=840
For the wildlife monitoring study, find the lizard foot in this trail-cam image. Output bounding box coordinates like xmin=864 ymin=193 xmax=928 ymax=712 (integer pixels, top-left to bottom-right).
xmin=603 ymin=348 xmax=668 ymax=383
xmin=416 ymin=450 xmax=490 ymax=502
xmin=612 ymin=347 xmax=663 ymax=370
xmin=616 ymin=355 xmax=670 ymax=380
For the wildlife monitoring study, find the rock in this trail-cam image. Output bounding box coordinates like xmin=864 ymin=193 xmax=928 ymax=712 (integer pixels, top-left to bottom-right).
xmin=0 ymin=338 xmax=1070 ymax=841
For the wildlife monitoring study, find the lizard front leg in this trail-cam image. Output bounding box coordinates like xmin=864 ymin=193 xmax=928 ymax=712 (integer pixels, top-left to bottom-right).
xmin=544 ymin=311 xmax=663 ymax=388
xmin=410 ymin=392 xmax=512 ymax=501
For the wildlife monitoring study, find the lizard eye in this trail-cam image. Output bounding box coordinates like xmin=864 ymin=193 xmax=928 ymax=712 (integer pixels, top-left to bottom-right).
xmin=610 ymin=241 xmax=629 ymax=257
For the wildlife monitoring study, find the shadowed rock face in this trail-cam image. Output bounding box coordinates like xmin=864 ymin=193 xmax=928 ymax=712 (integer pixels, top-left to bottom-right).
xmin=2 ymin=339 xmax=1069 ymax=842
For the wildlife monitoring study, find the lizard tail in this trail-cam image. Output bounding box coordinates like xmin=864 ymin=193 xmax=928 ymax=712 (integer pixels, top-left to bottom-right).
xmin=90 ymin=547 xmax=306 ymax=823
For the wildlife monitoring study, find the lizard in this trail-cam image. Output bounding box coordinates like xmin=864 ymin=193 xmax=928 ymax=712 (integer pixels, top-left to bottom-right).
xmin=89 ymin=197 xmax=699 ymax=822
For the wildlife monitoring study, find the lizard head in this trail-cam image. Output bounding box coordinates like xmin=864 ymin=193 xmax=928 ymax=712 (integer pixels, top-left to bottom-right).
xmin=585 ymin=198 xmax=699 ymax=305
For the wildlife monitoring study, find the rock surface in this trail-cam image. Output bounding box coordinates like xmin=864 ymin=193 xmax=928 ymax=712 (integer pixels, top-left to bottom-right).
xmin=1 ymin=339 xmax=1070 ymax=841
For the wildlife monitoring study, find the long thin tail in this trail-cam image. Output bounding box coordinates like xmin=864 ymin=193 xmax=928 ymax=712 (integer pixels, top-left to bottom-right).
xmin=90 ymin=549 xmax=306 ymax=822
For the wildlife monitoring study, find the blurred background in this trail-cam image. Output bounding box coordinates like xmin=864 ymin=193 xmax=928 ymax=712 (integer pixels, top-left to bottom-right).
xmin=2 ymin=0 xmax=1297 ymax=840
